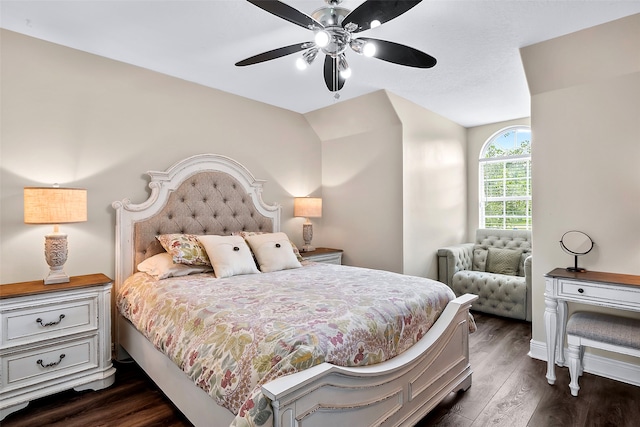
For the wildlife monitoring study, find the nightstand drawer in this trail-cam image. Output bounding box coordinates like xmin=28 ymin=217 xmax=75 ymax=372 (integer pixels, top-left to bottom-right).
xmin=300 ymin=248 xmax=343 ymax=265
xmin=557 ymin=279 xmax=640 ymax=310
xmin=305 ymin=254 xmax=342 ymax=264
xmin=1 ymin=274 xmax=114 ymax=420
xmin=2 ymin=297 xmax=97 ymax=347
xmin=2 ymin=336 xmax=97 ymax=390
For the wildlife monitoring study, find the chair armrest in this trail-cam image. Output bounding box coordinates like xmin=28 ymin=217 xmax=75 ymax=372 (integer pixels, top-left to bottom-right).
xmin=524 ymin=255 xmax=533 ymax=321
xmin=437 ymin=243 xmax=474 ymax=286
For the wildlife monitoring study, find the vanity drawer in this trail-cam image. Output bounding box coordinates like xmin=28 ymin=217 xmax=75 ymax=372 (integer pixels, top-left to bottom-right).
xmin=557 ymin=280 xmax=640 ymax=310
xmin=1 ymin=297 xmax=97 ymax=347
xmin=2 ymin=336 xmax=97 ymax=390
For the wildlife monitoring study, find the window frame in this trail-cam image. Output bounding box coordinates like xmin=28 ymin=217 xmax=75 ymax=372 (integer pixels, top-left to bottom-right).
xmin=479 ymin=125 xmax=532 ymax=230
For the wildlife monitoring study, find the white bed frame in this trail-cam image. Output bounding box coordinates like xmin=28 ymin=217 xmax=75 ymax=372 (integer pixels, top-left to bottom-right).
xmin=113 ymin=154 xmax=478 ymax=427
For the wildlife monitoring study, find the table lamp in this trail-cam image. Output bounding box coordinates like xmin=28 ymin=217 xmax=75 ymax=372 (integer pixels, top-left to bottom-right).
xmin=294 ymin=197 xmax=322 ymax=252
xmin=24 ymin=186 xmax=87 ymax=284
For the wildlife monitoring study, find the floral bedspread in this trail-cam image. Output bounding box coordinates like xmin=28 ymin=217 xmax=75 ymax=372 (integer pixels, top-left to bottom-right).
xmin=117 ymin=262 xmax=456 ymax=427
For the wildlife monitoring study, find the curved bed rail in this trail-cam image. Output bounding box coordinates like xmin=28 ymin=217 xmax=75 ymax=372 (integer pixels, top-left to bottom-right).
xmin=263 ymin=293 xmax=478 ymax=427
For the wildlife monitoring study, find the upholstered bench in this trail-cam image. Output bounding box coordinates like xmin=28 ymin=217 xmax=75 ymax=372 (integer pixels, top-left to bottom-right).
xmin=566 ymin=312 xmax=640 ymax=396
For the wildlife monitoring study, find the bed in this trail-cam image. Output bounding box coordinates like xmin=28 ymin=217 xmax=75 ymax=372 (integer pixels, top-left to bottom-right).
xmin=112 ymin=153 xmax=477 ymax=427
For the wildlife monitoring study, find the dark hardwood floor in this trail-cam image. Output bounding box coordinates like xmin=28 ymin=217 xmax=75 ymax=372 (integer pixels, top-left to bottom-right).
xmin=3 ymin=313 xmax=639 ymax=426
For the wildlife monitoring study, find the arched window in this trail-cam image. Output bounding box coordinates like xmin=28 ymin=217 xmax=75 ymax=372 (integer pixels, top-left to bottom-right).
xmin=479 ymin=126 xmax=532 ymax=230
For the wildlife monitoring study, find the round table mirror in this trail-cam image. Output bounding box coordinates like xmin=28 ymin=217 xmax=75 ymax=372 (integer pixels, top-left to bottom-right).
xmin=559 ymin=230 xmax=594 ymax=272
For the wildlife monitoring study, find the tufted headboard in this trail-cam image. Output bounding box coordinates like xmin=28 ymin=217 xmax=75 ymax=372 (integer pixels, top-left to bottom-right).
xmin=112 ymin=154 xmax=281 ymax=290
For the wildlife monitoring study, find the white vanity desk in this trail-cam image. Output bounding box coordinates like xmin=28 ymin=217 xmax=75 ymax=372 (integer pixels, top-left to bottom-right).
xmin=544 ymin=268 xmax=640 ymax=385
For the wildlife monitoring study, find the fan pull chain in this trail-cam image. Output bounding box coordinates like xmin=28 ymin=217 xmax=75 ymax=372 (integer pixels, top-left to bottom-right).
xmin=333 ymin=57 xmax=340 ymax=100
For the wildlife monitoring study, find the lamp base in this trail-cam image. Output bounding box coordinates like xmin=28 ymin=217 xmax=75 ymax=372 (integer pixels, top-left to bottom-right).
xmin=301 ymin=222 xmax=315 ymax=253
xmin=45 ymin=267 xmax=70 ymax=284
xmin=44 ymin=232 xmax=70 ymax=285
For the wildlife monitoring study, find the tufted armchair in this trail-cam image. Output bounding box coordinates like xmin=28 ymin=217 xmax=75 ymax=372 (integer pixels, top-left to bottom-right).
xmin=437 ymin=229 xmax=532 ymax=321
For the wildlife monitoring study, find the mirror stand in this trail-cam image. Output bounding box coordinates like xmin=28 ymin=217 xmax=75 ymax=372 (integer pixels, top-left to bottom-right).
xmin=567 ymin=254 xmax=586 ymax=273
xmin=560 ymin=230 xmax=594 ymax=273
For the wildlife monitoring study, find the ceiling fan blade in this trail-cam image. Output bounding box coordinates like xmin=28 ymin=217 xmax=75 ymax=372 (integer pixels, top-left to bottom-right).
xmin=246 ymin=0 xmax=323 ymax=30
xmin=236 ymin=42 xmax=312 ymax=66
xmin=358 ymin=37 xmax=436 ymax=68
xmin=343 ymin=0 xmax=423 ymax=33
xmin=324 ymin=55 xmax=345 ymax=92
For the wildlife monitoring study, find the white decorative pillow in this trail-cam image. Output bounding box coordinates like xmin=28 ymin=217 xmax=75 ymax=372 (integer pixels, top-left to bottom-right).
xmin=244 ymin=232 xmax=302 ymax=273
xmin=137 ymin=253 xmax=213 ymax=280
xmin=197 ymin=235 xmax=260 ymax=278
xmin=233 ymin=231 xmax=303 ymax=262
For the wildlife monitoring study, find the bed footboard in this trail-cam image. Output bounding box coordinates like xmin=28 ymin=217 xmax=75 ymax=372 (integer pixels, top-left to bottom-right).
xmin=262 ymin=293 xmax=477 ymax=427
xmin=118 ymin=293 xmax=476 ymax=427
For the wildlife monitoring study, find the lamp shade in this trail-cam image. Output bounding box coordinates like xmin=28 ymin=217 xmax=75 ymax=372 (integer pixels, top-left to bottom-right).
xmin=294 ymin=197 xmax=322 ymax=218
xmin=24 ymin=187 xmax=87 ymax=224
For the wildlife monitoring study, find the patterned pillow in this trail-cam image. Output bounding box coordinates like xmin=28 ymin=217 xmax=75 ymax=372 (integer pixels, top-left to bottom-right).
xmin=156 ymin=234 xmax=211 ymax=266
xmin=244 ymin=232 xmax=302 ymax=273
xmin=197 ymin=235 xmax=260 ymax=278
xmin=233 ymin=231 xmax=303 ymax=262
xmin=486 ymin=248 xmax=522 ymax=275
xmin=137 ymin=253 xmax=213 ymax=279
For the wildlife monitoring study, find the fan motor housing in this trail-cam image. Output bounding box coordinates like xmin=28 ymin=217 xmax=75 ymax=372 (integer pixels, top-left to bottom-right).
xmin=322 ymin=28 xmax=351 ymax=57
xmin=311 ymin=6 xmax=350 ymax=27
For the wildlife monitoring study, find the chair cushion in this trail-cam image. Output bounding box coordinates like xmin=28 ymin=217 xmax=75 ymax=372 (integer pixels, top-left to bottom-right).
xmin=486 ymin=248 xmax=522 ymax=275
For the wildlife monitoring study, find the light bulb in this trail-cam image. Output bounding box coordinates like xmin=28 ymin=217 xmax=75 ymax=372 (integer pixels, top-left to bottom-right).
xmin=350 ymin=39 xmax=376 ymax=57
xmin=296 ymin=57 xmax=308 ymax=70
xmin=370 ymin=20 xmax=381 ymax=28
xmin=363 ymin=42 xmax=376 ymax=57
xmin=314 ymin=31 xmax=330 ymax=48
xmin=337 ymin=54 xmax=351 ymax=79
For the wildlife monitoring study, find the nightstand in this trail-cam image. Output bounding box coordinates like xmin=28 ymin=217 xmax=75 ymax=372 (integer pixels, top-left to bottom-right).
xmin=0 ymin=274 xmax=116 ymax=420
xmin=300 ymin=248 xmax=343 ymax=265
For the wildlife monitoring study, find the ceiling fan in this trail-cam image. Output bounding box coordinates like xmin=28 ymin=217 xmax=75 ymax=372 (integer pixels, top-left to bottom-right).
xmin=235 ymin=0 xmax=437 ymax=93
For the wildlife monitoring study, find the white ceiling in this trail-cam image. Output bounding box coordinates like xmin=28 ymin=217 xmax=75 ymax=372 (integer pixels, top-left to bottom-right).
xmin=2 ymin=1 xmax=639 ymax=127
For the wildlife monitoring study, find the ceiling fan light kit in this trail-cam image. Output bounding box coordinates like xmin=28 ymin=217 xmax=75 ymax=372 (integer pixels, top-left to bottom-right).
xmin=236 ymin=0 xmax=436 ymax=93
xmin=350 ymin=38 xmax=376 ymax=57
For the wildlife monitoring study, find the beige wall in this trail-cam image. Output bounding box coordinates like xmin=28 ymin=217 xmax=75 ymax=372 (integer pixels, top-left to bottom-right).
xmin=306 ymin=91 xmax=404 ymax=272
xmin=306 ymin=91 xmax=466 ymax=278
xmin=521 ymin=15 xmax=640 ymax=362
xmin=0 ymin=30 xmax=466 ymax=285
xmin=388 ymin=93 xmax=467 ymax=278
xmin=0 ymin=30 xmax=322 ymax=284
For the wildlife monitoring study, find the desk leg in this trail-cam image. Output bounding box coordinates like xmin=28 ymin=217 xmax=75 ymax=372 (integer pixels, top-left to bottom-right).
xmin=544 ymin=295 xmax=558 ymax=385
xmin=556 ymin=300 xmax=567 ymax=367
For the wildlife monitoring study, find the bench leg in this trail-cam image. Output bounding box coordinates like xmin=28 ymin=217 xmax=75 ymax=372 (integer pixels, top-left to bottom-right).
xmin=567 ymin=338 xmax=582 ymax=397
xmin=578 ymin=345 xmax=585 ymax=377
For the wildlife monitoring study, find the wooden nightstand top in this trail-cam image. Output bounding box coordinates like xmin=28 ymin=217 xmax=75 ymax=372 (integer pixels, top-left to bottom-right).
xmin=0 ymin=273 xmax=112 ymax=299
xmin=300 ymin=248 xmax=343 ymax=257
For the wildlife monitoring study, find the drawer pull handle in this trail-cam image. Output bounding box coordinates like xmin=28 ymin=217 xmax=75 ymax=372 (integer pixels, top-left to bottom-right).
xmin=578 ymin=288 xmax=584 ymax=294
xmin=36 ymin=353 xmax=66 ymax=368
xmin=35 ymin=314 xmax=65 ymax=327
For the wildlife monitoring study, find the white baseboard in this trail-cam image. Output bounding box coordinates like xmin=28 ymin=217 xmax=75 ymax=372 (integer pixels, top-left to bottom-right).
xmin=529 ymin=339 xmax=640 ymax=387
